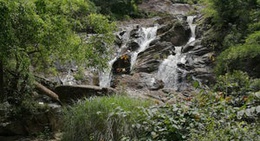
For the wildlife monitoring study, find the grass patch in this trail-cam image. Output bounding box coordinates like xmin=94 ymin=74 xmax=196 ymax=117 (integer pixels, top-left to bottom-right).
xmin=62 ymin=95 xmax=153 ymax=141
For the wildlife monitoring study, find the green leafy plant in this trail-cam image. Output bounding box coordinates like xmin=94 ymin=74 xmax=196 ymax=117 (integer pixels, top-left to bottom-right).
xmin=135 ymin=104 xmax=203 ymax=141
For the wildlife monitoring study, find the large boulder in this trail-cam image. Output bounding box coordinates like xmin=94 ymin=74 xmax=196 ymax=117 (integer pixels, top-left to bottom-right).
xmin=159 ymin=23 xmax=190 ymax=46
xmin=55 ymin=85 xmax=116 ymax=103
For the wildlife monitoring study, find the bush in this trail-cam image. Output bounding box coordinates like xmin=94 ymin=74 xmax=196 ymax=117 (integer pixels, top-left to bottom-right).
xmin=90 ymin=0 xmax=143 ymax=19
xmin=215 ymin=44 xmax=260 ymax=77
xmin=213 ymin=71 xmax=251 ymax=106
xmin=136 ymin=104 xmax=203 ymax=141
xmin=62 ymin=95 xmax=153 ymax=141
xmin=251 ymin=79 xmax=260 ymax=92
xmin=190 ymin=91 xmax=260 ymax=141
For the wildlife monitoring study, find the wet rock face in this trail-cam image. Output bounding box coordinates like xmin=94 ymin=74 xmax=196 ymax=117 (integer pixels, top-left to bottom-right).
xmin=160 ymin=23 xmax=190 ymax=46
xmin=112 ymin=73 xmax=164 ymax=90
xmin=133 ymin=16 xmax=189 ymax=73
xmin=134 ymin=41 xmax=174 ymax=73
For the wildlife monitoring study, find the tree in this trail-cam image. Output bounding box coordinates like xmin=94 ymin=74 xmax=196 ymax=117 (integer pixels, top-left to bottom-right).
xmin=90 ymin=0 xmax=140 ymax=19
xmin=0 ymin=0 xmax=116 ymax=103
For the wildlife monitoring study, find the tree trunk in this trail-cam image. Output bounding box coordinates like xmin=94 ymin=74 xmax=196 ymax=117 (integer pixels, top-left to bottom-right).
xmin=0 ymin=60 xmax=4 ymax=102
xmin=34 ymin=82 xmax=62 ymax=105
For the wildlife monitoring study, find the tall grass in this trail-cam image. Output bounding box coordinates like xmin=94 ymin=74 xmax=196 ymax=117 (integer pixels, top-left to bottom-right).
xmin=62 ymin=95 xmax=153 ymax=141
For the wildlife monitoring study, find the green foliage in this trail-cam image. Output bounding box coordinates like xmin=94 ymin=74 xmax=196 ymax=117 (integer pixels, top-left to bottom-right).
xmin=62 ymin=96 xmax=153 ymax=141
xmin=90 ymin=0 xmax=143 ymax=19
xmin=201 ymin=0 xmax=254 ymax=28
xmin=190 ymin=90 xmax=260 ymax=141
xmin=0 ymin=0 xmax=116 ymax=104
xmin=135 ymin=104 xmax=202 ymax=141
xmin=200 ymin=0 xmax=259 ymax=51
xmin=213 ymin=71 xmax=251 ymax=106
xmin=245 ymin=31 xmax=260 ymax=44
xmin=34 ymin=0 xmax=97 ymax=31
xmin=214 ymin=71 xmax=251 ymax=96
xmin=215 ymin=44 xmax=260 ymax=77
xmin=251 ymin=79 xmax=260 ymax=92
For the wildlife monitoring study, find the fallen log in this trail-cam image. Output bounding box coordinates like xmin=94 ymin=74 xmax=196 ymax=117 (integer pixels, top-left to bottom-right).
xmin=34 ymin=82 xmax=62 ymax=105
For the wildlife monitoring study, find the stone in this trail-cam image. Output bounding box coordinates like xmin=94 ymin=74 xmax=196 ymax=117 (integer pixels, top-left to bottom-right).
xmin=55 ymin=85 xmax=116 ymax=103
xmin=112 ymin=73 xmax=164 ymax=90
xmin=127 ymin=40 xmax=140 ymax=51
xmin=159 ymin=22 xmax=190 ymax=46
xmin=133 ymin=41 xmax=174 ymax=73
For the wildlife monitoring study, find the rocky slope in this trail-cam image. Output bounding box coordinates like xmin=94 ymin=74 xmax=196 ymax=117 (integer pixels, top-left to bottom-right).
xmin=102 ymin=1 xmax=214 ymax=102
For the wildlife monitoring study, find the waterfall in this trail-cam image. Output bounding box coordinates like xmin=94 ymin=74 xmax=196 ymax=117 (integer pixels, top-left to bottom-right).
xmin=157 ymin=16 xmax=196 ymax=90
xmin=99 ymin=57 xmax=117 ymax=87
xmin=157 ymin=47 xmax=186 ymax=89
xmin=187 ymin=16 xmax=196 ymax=44
xmin=99 ymin=26 xmax=157 ymax=87
xmin=130 ymin=26 xmax=158 ymax=70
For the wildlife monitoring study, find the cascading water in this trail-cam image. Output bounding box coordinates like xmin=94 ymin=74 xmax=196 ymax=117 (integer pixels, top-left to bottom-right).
xmin=187 ymin=16 xmax=196 ymax=44
xmin=99 ymin=25 xmax=158 ymax=87
xmin=130 ymin=26 xmax=158 ymax=70
xmin=157 ymin=47 xmax=187 ymax=89
xmin=157 ymin=16 xmax=196 ymax=90
xmin=99 ymin=57 xmax=117 ymax=87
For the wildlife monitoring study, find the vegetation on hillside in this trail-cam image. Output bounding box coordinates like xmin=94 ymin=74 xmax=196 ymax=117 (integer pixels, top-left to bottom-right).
xmin=201 ymin=0 xmax=260 ymax=77
xmin=62 ymin=79 xmax=260 ymax=140
xmin=0 ymin=0 xmax=259 ymax=140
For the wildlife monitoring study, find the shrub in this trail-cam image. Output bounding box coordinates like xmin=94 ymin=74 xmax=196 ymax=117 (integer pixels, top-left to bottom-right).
xmin=136 ymin=104 xmax=203 ymax=141
xmin=213 ymin=71 xmax=251 ymax=106
xmin=190 ymin=91 xmax=260 ymax=141
xmin=215 ymin=44 xmax=260 ymax=77
xmin=62 ymin=95 xmax=153 ymax=141
xmin=251 ymin=78 xmax=260 ymax=92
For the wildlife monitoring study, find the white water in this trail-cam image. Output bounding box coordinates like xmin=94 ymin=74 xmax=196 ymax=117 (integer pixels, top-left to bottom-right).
xmin=99 ymin=57 xmax=117 ymax=87
xmin=157 ymin=47 xmax=186 ymax=89
xmin=130 ymin=26 xmax=158 ymax=70
xmin=187 ymin=16 xmax=196 ymax=44
xmin=157 ymin=16 xmax=196 ymax=90
xmin=99 ymin=26 xmax=158 ymax=87
xmin=61 ymin=70 xmax=76 ymax=85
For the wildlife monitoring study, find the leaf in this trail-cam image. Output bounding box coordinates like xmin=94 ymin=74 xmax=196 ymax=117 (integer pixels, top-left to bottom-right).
xmin=237 ymin=110 xmax=244 ymax=119
xmin=256 ymin=106 xmax=260 ymax=113
xmin=245 ymin=109 xmax=252 ymax=117
xmin=250 ymin=107 xmax=256 ymax=114
xmin=151 ymin=132 xmax=158 ymax=139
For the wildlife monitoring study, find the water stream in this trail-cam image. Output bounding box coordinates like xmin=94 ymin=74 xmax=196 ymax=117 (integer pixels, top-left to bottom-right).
xmin=99 ymin=57 xmax=117 ymax=87
xmin=99 ymin=26 xmax=158 ymax=87
xmin=130 ymin=26 xmax=158 ymax=70
xmin=157 ymin=16 xmax=196 ymax=90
